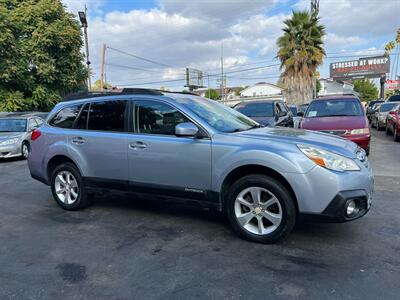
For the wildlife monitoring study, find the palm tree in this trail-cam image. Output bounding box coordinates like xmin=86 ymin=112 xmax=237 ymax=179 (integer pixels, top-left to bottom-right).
xmin=277 ymin=11 xmax=325 ymax=105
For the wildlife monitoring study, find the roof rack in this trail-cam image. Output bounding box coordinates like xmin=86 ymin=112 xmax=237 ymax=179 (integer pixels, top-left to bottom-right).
xmin=62 ymin=88 xmax=198 ymax=101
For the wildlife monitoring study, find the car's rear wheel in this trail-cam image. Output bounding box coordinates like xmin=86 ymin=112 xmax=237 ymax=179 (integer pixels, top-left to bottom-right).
xmin=385 ymin=124 xmax=391 ymax=135
xmin=394 ymin=126 xmax=400 ymax=142
xmin=21 ymin=142 xmax=29 ymax=159
xmin=50 ymin=162 xmax=91 ymax=210
xmin=226 ymin=174 xmax=296 ymax=244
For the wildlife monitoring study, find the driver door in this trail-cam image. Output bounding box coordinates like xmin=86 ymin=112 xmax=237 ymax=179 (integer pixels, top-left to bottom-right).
xmin=127 ymin=99 xmax=212 ymax=198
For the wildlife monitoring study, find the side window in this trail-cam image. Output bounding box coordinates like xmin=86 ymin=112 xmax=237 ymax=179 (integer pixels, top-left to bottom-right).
xmin=278 ymin=102 xmax=288 ymax=113
xmin=28 ymin=119 xmax=37 ymax=130
xmin=35 ymin=118 xmax=44 ymax=126
xmin=88 ymin=100 xmax=127 ymax=132
xmin=50 ymin=105 xmax=82 ymax=129
xmin=74 ymin=103 xmax=89 ymax=129
xmin=134 ymin=100 xmax=189 ymax=135
xmin=275 ymin=103 xmax=281 ymax=115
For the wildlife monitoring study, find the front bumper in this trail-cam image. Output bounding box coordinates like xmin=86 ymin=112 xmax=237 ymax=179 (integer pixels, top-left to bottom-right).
xmin=283 ymin=160 xmax=374 ymax=222
xmin=300 ymin=190 xmax=371 ymax=222
xmin=344 ymin=134 xmax=371 ymax=150
xmin=0 ymin=144 xmax=22 ymax=158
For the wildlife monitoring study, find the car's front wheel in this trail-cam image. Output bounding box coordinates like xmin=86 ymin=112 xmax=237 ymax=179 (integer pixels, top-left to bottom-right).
xmin=226 ymin=174 xmax=296 ymax=244
xmin=50 ymin=162 xmax=91 ymax=210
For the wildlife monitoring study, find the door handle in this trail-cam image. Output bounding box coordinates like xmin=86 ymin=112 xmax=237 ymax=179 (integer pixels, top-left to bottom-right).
xmin=129 ymin=141 xmax=147 ymax=150
xmin=72 ymin=137 xmax=86 ymax=145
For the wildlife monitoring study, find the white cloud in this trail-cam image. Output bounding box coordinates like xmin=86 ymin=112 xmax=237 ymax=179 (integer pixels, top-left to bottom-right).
xmin=324 ymin=33 xmax=367 ymax=48
xmin=61 ymin=0 xmax=399 ymax=88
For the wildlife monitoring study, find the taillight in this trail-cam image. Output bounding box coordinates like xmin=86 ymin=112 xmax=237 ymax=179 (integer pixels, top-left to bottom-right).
xmin=31 ymin=130 xmax=41 ymax=141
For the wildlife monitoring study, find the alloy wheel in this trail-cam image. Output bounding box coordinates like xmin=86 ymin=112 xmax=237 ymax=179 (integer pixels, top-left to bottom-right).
xmin=234 ymin=186 xmax=282 ymax=235
xmin=54 ymin=171 xmax=79 ymax=204
xmin=22 ymin=144 xmax=29 ymax=158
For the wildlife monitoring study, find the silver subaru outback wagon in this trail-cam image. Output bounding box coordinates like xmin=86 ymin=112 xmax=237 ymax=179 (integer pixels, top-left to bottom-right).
xmin=28 ymin=89 xmax=374 ymax=243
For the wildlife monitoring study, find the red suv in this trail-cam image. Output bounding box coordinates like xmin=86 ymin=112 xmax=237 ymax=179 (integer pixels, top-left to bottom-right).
xmin=300 ymin=96 xmax=370 ymax=154
xmin=386 ymin=103 xmax=400 ymax=142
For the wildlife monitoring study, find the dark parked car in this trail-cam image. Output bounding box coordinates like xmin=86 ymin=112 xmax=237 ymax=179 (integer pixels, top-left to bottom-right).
xmin=366 ymin=99 xmax=384 ymax=122
xmin=234 ymin=100 xmax=293 ymax=127
xmin=385 ymin=103 xmax=400 ymax=141
xmin=387 ymin=94 xmax=400 ymax=102
xmin=371 ymin=102 xmax=400 ymax=131
xmin=299 ymin=96 xmax=370 ymax=154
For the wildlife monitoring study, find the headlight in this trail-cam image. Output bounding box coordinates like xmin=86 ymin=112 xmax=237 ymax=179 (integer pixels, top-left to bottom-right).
xmin=349 ymin=128 xmax=369 ymax=135
xmin=0 ymin=138 xmax=19 ymax=145
xmin=298 ymin=144 xmax=360 ymax=172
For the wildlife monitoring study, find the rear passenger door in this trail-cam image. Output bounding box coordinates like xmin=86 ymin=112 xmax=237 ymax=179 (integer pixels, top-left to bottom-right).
xmin=127 ymin=99 xmax=212 ymax=198
xmin=68 ymin=100 xmax=130 ymax=182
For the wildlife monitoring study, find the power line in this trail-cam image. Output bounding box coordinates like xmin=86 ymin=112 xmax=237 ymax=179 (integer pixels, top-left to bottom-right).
xmin=105 ymin=63 xmax=168 ymax=73
xmin=107 ymin=46 xmax=173 ymax=68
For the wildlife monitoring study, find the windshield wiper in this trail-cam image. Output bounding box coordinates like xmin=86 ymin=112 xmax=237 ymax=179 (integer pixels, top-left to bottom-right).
xmin=229 ymin=124 xmax=263 ymax=133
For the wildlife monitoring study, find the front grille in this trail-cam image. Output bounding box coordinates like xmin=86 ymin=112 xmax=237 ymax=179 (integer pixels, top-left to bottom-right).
xmin=319 ymin=130 xmax=347 ymax=136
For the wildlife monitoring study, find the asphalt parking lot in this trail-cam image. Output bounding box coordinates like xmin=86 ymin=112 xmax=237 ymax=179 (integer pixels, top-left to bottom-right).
xmin=0 ymin=130 xmax=399 ymax=300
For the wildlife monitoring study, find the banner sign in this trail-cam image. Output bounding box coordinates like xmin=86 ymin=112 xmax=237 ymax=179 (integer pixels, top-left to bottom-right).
xmin=386 ymin=79 xmax=400 ymax=90
xmin=330 ymin=56 xmax=390 ymax=79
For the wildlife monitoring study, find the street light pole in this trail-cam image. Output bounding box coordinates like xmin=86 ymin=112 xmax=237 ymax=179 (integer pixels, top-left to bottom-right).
xmin=79 ymin=6 xmax=91 ymax=91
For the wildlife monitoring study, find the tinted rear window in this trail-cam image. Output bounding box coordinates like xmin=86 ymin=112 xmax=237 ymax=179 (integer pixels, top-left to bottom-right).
xmin=88 ymin=100 xmax=127 ymax=132
xmin=306 ymin=99 xmax=363 ymax=117
xmin=50 ymin=105 xmax=82 ymax=128
xmin=380 ymin=103 xmax=398 ymax=112
xmin=388 ymin=94 xmax=400 ymax=102
xmin=234 ymin=102 xmax=274 ymax=117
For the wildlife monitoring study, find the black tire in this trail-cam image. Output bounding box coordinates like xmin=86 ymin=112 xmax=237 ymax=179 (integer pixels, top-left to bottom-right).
xmin=376 ymin=120 xmax=382 ymax=131
xmin=394 ymin=126 xmax=400 ymax=142
xmin=225 ymin=174 xmax=296 ymax=244
xmin=21 ymin=141 xmax=30 ymax=159
xmin=365 ymin=146 xmax=370 ymax=156
xmin=50 ymin=162 xmax=91 ymax=210
xmin=385 ymin=124 xmax=391 ymax=135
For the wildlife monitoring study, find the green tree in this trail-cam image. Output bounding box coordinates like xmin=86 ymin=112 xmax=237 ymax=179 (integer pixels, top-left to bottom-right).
xmin=91 ymin=79 xmax=112 ymax=91
xmin=277 ymin=10 xmax=325 ymax=105
xmin=0 ymin=0 xmax=87 ymax=112
xmin=205 ymin=89 xmax=219 ymax=100
xmin=353 ymin=79 xmax=379 ymax=102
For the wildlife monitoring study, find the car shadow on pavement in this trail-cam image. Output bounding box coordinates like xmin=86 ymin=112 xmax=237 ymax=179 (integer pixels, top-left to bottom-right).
xmin=88 ymin=191 xmax=350 ymax=243
xmin=0 ymin=157 xmax=25 ymax=164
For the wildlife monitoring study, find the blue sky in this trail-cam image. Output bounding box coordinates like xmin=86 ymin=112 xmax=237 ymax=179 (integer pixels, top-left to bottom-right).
xmin=63 ymin=0 xmax=400 ymax=90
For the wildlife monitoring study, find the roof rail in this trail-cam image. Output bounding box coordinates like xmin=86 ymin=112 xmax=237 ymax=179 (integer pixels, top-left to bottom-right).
xmin=62 ymin=88 xmax=198 ymax=101
xmin=62 ymin=88 xmax=163 ymax=101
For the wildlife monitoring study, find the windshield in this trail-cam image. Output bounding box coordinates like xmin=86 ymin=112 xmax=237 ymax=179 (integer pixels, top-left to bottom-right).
xmin=0 ymin=119 xmax=27 ymax=132
xmin=380 ymin=103 xmax=398 ymax=112
xmin=177 ymin=97 xmax=259 ymax=133
xmin=306 ymin=99 xmax=363 ymax=117
xmin=299 ymin=104 xmax=309 ymax=112
xmin=234 ymin=102 xmax=274 ymax=117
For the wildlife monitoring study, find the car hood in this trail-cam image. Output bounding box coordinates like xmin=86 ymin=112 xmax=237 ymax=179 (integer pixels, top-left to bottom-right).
xmin=300 ymin=116 xmax=367 ymax=130
xmin=232 ymin=127 xmax=358 ymax=157
xmin=0 ymin=132 xmax=24 ymax=141
xmin=249 ymin=116 xmax=275 ymax=127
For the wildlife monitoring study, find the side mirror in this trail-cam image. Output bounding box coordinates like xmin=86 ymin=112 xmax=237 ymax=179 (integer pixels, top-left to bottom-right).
xmin=297 ymin=111 xmax=304 ymax=117
xmin=175 ymin=122 xmax=199 ymax=137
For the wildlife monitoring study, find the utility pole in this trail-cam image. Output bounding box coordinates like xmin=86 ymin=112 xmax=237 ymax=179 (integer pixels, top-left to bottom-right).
xmin=220 ymin=43 xmax=224 ymax=103
xmin=78 ymin=6 xmax=91 ymax=91
xmin=100 ymin=43 xmax=106 ymax=92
